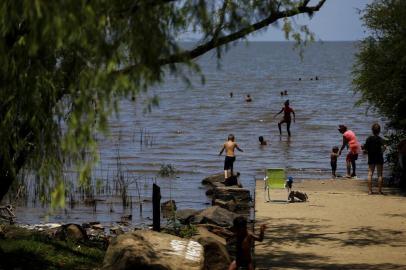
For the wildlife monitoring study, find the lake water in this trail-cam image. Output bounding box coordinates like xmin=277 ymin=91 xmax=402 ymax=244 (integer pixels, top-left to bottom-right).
xmin=15 ymin=42 xmax=385 ymax=226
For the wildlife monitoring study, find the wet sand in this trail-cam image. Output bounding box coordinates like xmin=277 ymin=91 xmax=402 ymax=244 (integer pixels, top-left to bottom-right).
xmin=254 ymin=179 xmax=406 ymax=270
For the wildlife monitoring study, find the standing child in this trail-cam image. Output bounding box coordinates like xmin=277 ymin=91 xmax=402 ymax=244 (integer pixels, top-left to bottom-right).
xmin=363 ymin=123 xmax=386 ymax=194
xmin=219 ymin=134 xmax=243 ymax=179
xmin=228 ymin=216 xmax=266 ymax=270
xmin=330 ymin=146 xmax=339 ymax=177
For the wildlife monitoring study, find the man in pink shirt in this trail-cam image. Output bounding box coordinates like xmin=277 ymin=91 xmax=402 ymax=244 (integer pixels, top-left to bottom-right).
xmin=338 ymin=125 xmax=361 ymax=178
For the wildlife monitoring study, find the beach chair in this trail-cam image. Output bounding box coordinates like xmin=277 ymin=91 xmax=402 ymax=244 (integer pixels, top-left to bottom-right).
xmin=264 ymin=168 xmax=286 ymax=202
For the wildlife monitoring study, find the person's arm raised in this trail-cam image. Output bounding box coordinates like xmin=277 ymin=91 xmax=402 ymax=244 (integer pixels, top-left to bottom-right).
xmin=251 ymin=224 xmax=266 ymax=242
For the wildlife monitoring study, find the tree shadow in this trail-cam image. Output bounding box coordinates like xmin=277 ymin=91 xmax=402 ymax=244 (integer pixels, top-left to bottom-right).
xmin=343 ymin=226 xmax=406 ymax=248
xmin=383 ymin=212 xmax=406 ymax=219
xmin=254 ymin=217 xmax=406 ymax=269
xmin=255 ymin=217 xmax=340 ymax=247
xmin=255 ymin=249 xmax=405 ymax=270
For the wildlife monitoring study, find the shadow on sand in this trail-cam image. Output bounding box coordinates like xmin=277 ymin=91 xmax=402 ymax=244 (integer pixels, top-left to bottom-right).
xmin=254 ymin=217 xmax=406 ymax=270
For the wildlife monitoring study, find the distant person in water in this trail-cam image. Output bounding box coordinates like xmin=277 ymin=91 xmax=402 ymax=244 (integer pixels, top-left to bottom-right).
xmin=330 ymin=146 xmax=339 ymax=177
xmin=363 ymin=123 xmax=386 ymax=194
xmin=228 ymin=216 xmax=266 ymax=270
xmin=299 ymin=77 xmax=302 ymax=81
xmin=315 ymin=76 xmax=319 ymax=80
xmin=259 ymin=136 xmax=268 ymax=146
xmin=280 ymin=91 xmax=284 ymax=96
xmin=230 ymin=92 xmax=233 ymax=98
xmin=245 ymin=94 xmax=252 ymax=102
xmin=219 ymin=134 xmax=243 ymax=178
xmin=275 ymin=100 xmax=295 ymax=136
xmin=284 ymin=90 xmax=288 ymax=95
xmin=338 ymin=125 xmax=361 ymax=178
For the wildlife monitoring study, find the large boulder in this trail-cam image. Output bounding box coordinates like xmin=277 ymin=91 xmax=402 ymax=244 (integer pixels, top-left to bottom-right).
xmin=212 ymin=187 xmax=251 ymax=202
xmin=103 ymin=230 xmax=204 ymax=270
xmin=192 ymin=206 xmax=237 ymax=227
xmin=201 ymin=173 xmax=224 ymax=186
xmin=193 ymin=227 xmax=230 ymax=270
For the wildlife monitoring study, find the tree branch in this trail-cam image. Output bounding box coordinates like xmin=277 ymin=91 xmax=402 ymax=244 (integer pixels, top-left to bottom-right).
xmin=117 ymin=0 xmax=326 ymax=74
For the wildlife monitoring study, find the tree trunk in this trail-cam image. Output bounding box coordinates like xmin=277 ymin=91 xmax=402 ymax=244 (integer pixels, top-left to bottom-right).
xmin=0 ymin=151 xmax=27 ymax=203
xmin=0 ymin=171 xmax=14 ymax=203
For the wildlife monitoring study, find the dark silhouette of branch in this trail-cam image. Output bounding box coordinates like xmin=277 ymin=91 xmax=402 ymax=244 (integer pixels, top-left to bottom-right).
xmin=118 ymin=0 xmax=326 ymax=74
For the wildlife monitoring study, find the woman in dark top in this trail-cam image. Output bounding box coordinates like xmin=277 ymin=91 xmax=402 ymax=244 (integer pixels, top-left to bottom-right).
xmin=363 ymin=123 xmax=386 ymax=195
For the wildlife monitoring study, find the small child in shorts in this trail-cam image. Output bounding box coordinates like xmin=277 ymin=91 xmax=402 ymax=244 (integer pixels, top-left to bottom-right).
xmin=330 ymin=146 xmax=339 ymax=177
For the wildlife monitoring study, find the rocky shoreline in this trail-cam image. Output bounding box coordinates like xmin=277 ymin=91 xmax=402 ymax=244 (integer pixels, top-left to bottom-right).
xmin=4 ymin=172 xmax=253 ymax=270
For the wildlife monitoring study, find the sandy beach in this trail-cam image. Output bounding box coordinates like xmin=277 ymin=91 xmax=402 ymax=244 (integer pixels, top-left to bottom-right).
xmin=254 ymin=179 xmax=406 ymax=270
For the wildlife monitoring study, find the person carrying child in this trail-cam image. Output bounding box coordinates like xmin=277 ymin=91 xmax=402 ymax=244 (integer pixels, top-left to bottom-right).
xmin=330 ymin=146 xmax=339 ymax=177
xmin=363 ymin=123 xmax=386 ymax=194
xmin=228 ymin=216 xmax=266 ymax=270
xmin=219 ymin=134 xmax=243 ymax=178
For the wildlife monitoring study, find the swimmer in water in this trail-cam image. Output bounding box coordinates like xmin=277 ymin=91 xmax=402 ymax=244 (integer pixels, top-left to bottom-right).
xmin=245 ymin=94 xmax=252 ymax=102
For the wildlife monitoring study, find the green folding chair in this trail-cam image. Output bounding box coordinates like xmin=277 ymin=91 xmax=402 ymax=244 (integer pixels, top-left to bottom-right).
xmin=264 ymin=168 xmax=286 ymax=202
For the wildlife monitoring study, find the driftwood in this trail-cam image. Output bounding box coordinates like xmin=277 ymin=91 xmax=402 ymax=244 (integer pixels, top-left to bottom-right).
xmin=0 ymin=204 xmax=15 ymax=224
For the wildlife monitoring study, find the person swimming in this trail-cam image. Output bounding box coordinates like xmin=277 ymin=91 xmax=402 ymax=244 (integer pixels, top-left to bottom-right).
xmin=245 ymin=94 xmax=252 ymax=102
xmin=259 ymin=136 xmax=268 ymax=145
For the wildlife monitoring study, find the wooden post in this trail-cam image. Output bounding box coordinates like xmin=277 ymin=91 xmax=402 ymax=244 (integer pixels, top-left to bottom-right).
xmin=152 ymin=183 xmax=161 ymax=232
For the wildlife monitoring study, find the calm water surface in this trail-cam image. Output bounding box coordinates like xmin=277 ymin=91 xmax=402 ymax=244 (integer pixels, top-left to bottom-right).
xmin=16 ymin=42 xmax=384 ymax=226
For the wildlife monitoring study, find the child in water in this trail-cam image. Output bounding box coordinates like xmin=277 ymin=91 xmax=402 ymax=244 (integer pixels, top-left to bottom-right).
xmin=258 ymin=136 xmax=268 ymax=146
xmin=228 ymin=216 xmax=266 ymax=270
xmin=330 ymin=146 xmax=339 ymax=177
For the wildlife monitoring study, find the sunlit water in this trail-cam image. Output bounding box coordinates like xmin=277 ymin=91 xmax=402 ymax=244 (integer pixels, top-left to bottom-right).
xmin=15 ymin=42 xmax=385 ymax=226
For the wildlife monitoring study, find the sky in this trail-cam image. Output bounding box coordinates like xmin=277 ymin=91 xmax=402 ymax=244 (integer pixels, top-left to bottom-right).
xmin=249 ymin=0 xmax=374 ymax=41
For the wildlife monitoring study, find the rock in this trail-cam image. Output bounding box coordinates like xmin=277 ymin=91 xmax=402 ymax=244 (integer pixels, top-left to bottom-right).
xmin=193 ymin=227 xmax=230 ymax=270
xmin=195 ymin=224 xmax=233 ymax=243
xmin=89 ymin=221 xmax=100 ymax=225
xmin=103 ymin=230 xmax=204 ymax=270
xmin=120 ymin=215 xmax=132 ymax=222
xmin=110 ymin=226 xmax=124 ymax=235
xmin=212 ymin=182 xmax=226 ymax=188
xmin=176 ymin=209 xmax=201 ymax=224
xmin=205 ymin=189 xmax=214 ymax=196
xmin=192 ymin=206 xmax=237 ymax=227
xmin=212 ymin=187 xmax=250 ymax=202
xmin=55 ymin=224 xmax=88 ymax=242
xmin=213 ymin=199 xmax=236 ymax=212
xmin=162 ymin=200 xmax=177 ymax=218
xmin=201 ymin=173 xmax=224 ymax=186
xmin=91 ymin=224 xmax=104 ymax=231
